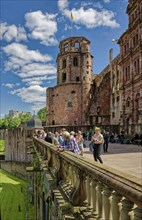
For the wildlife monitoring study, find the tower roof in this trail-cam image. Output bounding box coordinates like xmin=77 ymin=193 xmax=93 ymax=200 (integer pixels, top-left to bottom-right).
xmin=59 ymin=36 xmax=90 ymax=45
xmin=27 ymin=115 xmax=43 ymax=129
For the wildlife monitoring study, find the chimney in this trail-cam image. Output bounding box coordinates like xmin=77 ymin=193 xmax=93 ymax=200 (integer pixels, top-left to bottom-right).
xmin=109 ymin=48 xmax=113 ymax=63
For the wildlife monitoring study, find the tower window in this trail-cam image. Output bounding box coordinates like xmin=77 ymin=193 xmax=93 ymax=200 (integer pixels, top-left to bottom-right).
xmin=68 ymin=102 xmax=73 ymax=107
xmin=76 ymin=77 xmax=80 ymax=81
xmin=71 ymin=91 xmax=76 ymax=94
xmin=74 ymin=42 xmax=80 ymax=49
xmin=73 ymin=57 xmax=78 ymax=66
xmin=62 ymin=72 xmax=66 ymax=82
xmin=62 ymin=59 xmax=66 ymax=68
xmin=64 ymin=43 xmax=69 ymax=51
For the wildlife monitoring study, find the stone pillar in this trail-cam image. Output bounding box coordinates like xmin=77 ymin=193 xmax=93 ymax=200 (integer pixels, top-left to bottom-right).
xmin=97 ymin=182 xmax=103 ymax=218
xmin=111 ymin=191 xmax=122 ymax=220
xmin=91 ymin=179 xmax=98 ymax=216
xmin=103 ymin=186 xmax=112 ymax=220
xmin=120 ymin=199 xmax=134 ymax=220
xmin=133 ymin=207 xmax=142 ymax=220
xmin=86 ymin=176 xmax=91 ymax=208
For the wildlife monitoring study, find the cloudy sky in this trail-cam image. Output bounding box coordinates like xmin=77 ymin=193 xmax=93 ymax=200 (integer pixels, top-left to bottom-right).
xmin=1 ymin=0 xmax=128 ymax=116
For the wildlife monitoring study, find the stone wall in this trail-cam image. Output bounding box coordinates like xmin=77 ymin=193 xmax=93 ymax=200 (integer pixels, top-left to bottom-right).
xmin=0 ymin=161 xmax=29 ymax=180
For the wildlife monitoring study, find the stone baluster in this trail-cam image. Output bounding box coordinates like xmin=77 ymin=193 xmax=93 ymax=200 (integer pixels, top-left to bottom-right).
xmin=91 ymin=179 xmax=98 ymax=216
xmin=97 ymin=182 xmax=103 ymax=218
xmin=111 ymin=191 xmax=122 ymax=220
xmin=70 ymin=169 xmax=87 ymax=206
xmin=120 ymin=199 xmax=134 ymax=220
xmin=103 ymin=186 xmax=112 ymax=220
xmin=86 ymin=176 xmax=92 ymax=209
xmin=133 ymin=207 xmax=142 ymax=220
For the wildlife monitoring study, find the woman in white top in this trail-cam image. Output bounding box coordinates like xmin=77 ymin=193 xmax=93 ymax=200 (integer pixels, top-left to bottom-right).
xmin=92 ymin=127 xmax=103 ymax=164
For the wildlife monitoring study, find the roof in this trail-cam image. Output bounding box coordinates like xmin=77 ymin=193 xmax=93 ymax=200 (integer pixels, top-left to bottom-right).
xmin=27 ymin=115 xmax=43 ymax=129
xmin=59 ymin=36 xmax=90 ymax=45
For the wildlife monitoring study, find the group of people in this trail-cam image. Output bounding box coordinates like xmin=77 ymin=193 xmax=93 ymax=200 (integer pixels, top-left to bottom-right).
xmin=35 ymin=128 xmax=84 ymax=156
xmin=35 ymin=127 xmax=104 ymax=164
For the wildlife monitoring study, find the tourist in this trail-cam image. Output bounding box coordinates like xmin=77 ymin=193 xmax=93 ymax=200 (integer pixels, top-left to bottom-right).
xmin=76 ymin=131 xmax=84 ymax=156
xmin=57 ymin=131 xmax=81 ymax=155
xmin=103 ymin=130 xmax=109 ymax=153
xmin=52 ymin=132 xmax=59 ymax=146
xmin=120 ymin=130 xmax=125 ymax=144
xmin=44 ymin=132 xmax=52 ymax=143
xmin=92 ymin=127 xmax=103 ymax=163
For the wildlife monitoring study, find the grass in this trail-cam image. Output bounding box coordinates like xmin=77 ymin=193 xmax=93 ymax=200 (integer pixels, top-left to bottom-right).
xmin=0 ymin=140 xmax=5 ymax=155
xmin=0 ymin=169 xmax=34 ymax=220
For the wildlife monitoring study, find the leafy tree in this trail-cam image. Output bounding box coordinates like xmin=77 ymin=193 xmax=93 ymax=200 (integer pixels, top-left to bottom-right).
xmin=37 ymin=107 xmax=46 ymax=122
xmin=20 ymin=113 xmax=32 ymax=123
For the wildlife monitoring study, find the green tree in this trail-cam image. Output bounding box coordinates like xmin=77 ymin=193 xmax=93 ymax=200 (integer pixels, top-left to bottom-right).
xmin=20 ymin=113 xmax=32 ymax=123
xmin=37 ymin=107 xmax=46 ymax=122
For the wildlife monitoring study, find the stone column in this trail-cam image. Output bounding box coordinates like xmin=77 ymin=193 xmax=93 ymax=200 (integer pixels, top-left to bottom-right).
xmin=103 ymin=186 xmax=112 ymax=220
xmin=133 ymin=207 xmax=142 ymax=220
xmin=120 ymin=199 xmax=134 ymax=220
xmin=97 ymin=182 xmax=103 ymax=218
xmin=91 ymin=179 xmax=98 ymax=216
xmin=111 ymin=191 xmax=122 ymax=220
xmin=86 ymin=176 xmax=91 ymax=209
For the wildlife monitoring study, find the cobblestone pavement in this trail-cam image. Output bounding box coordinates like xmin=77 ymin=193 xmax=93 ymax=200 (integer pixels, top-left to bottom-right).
xmin=83 ymin=142 xmax=142 ymax=179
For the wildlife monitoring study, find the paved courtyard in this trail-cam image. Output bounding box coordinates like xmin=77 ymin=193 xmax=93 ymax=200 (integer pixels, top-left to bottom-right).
xmin=83 ymin=142 xmax=142 ymax=179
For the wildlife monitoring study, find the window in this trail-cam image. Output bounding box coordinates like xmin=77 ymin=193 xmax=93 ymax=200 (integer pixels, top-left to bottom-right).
xmin=73 ymin=57 xmax=78 ymax=66
xmin=126 ymin=97 xmax=131 ymax=107
xmin=62 ymin=72 xmax=66 ymax=82
xmin=71 ymin=91 xmax=76 ymax=94
xmin=68 ymin=102 xmax=73 ymax=107
xmin=112 ymin=112 xmax=115 ymax=118
xmin=74 ymin=42 xmax=80 ymax=49
xmin=76 ymin=77 xmax=79 ymax=81
xmin=137 ymin=59 xmax=139 ymax=73
xmin=64 ymin=43 xmax=69 ymax=51
xmin=116 ymin=96 xmax=120 ymax=102
xmin=62 ymin=59 xmax=66 ymax=68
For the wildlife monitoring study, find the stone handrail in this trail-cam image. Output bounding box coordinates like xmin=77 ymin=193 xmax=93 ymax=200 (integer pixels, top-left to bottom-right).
xmin=33 ymin=137 xmax=142 ymax=220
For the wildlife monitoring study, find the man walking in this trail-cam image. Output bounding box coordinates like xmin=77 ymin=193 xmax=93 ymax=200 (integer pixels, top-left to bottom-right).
xmin=103 ymin=130 xmax=109 ymax=153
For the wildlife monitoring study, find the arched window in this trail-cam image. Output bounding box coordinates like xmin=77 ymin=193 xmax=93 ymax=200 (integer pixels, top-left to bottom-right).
xmin=74 ymin=42 xmax=80 ymax=49
xmin=62 ymin=59 xmax=66 ymax=68
xmin=52 ymin=120 xmax=55 ymax=125
xmin=68 ymin=102 xmax=73 ymax=107
xmin=64 ymin=43 xmax=69 ymax=51
xmin=126 ymin=97 xmax=131 ymax=107
xmin=62 ymin=72 xmax=66 ymax=82
xmin=73 ymin=57 xmax=78 ymax=66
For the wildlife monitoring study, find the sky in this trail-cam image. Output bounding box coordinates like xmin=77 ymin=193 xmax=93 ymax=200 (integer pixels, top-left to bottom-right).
xmin=0 ymin=0 xmax=128 ymax=117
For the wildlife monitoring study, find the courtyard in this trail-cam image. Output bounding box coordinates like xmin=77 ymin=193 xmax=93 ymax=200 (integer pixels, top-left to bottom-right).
xmin=84 ymin=142 xmax=142 ymax=179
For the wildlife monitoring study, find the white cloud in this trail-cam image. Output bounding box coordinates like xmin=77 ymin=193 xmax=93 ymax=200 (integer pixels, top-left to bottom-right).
xmin=58 ymin=0 xmax=69 ymax=11
xmin=10 ymin=85 xmax=46 ymax=104
xmin=10 ymin=85 xmax=47 ymax=112
xmin=25 ymin=11 xmax=58 ymax=46
xmin=2 ymin=83 xmax=14 ymax=88
xmin=58 ymin=0 xmax=119 ymax=28
xmin=0 ymin=22 xmax=27 ymax=42
xmin=3 ymin=43 xmax=56 ymax=89
xmin=3 ymin=43 xmax=51 ymax=69
xmin=103 ymin=0 xmax=110 ymax=3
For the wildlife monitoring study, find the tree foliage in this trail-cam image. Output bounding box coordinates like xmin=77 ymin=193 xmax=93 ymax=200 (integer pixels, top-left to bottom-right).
xmin=0 ymin=113 xmax=32 ymax=129
xmin=37 ymin=107 xmax=46 ymax=122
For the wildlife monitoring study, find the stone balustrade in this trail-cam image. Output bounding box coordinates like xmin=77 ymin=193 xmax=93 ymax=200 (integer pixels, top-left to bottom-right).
xmin=32 ymin=137 xmax=142 ymax=220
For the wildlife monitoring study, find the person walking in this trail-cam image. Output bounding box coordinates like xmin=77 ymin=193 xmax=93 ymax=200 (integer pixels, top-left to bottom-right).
xmin=103 ymin=130 xmax=109 ymax=153
xmin=92 ymin=127 xmax=103 ymax=163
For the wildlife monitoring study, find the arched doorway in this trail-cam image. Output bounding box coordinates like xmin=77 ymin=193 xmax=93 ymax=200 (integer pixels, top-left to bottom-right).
xmin=52 ymin=120 xmax=55 ymax=125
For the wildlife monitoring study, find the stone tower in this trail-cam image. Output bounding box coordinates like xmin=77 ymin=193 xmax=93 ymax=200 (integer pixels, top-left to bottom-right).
xmin=46 ymin=36 xmax=93 ymax=126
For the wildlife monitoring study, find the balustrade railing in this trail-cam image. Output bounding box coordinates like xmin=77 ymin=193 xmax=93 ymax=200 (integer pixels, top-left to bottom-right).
xmin=33 ymin=137 xmax=142 ymax=220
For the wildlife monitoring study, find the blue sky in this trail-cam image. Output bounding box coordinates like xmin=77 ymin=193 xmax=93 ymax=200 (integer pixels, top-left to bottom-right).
xmin=0 ymin=0 xmax=128 ymax=116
